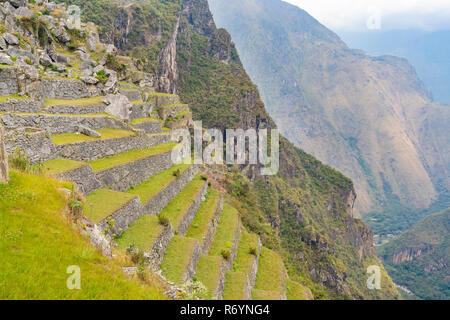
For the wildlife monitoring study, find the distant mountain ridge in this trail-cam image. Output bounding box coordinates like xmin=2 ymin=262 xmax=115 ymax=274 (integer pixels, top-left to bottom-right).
xmin=208 ymin=0 xmax=450 ymax=236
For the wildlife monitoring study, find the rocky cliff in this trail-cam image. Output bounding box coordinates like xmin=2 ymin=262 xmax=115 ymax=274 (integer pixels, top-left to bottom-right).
xmin=208 ymin=0 xmax=449 ymax=238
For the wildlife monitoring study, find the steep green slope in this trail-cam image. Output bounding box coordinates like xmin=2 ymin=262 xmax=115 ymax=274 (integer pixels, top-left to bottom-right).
xmin=54 ymin=0 xmax=400 ymax=300
xmin=378 ymin=208 xmax=449 ymax=300
xmin=0 ymin=171 xmax=165 ymax=299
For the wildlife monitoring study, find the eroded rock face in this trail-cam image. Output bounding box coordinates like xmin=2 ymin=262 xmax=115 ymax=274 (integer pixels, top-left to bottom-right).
xmin=0 ymin=123 xmax=9 ymax=184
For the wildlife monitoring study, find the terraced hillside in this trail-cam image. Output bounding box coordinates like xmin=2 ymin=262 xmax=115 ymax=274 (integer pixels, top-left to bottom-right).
xmin=0 ymin=0 xmax=312 ymax=300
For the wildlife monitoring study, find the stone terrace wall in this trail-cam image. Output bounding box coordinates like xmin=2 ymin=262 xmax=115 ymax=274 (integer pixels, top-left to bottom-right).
xmin=176 ymin=181 xmax=209 ymax=236
xmin=1 ymin=113 xmax=130 ymax=134
xmin=94 ymin=151 xmax=173 ymax=191
xmin=0 ymin=67 xmax=19 ymax=95
xmin=0 ymin=100 xmax=40 ymax=113
xmin=42 ymin=78 xmax=91 ymax=99
xmin=55 ymin=164 xmax=102 ymax=195
xmin=200 ymin=194 xmax=223 ymax=254
xmin=0 ymin=123 xmax=9 ymax=183
xmin=3 ymin=127 xmax=57 ymax=164
xmin=147 ymin=224 xmax=174 ymax=271
xmin=56 ymin=132 xmax=171 ymax=161
xmin=132 ymin=120 xmax=162 ymax=134
xmin=44 ymin=104 xmax=106 ymax=114
xmin=184 ymin=241 xmax=201 ymax=283
xmin=143 ymin=165 xmax=197 ymax=215
xmin=96 ymin=196 xmax=142 ymax=237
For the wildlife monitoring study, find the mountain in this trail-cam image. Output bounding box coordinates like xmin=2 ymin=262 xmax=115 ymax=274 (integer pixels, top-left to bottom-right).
xmin=340 ymin=29 xmax=450 ymax=104
xmin=378 ymin=208 xmax=450 ymax=300
xmin=208 ymin=0 xmax=450 ymax=237
xmin=34 ymin=0 xmax=404 ymax=299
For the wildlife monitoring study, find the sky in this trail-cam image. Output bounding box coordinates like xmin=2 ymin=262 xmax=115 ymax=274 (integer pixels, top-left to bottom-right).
xmin=284 ymin=0 xmax=450 ymax=32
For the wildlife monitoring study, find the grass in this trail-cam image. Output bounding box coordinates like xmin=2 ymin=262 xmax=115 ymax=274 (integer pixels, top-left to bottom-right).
xmin=160 ymin=236 xmax=198 ymax=285
xmin=0 ymin=94 xmax=30 ymax=103
xmin=8 ymin=112 xmax=112 ymax=118
xmin=88 ymin=142 xmax=177 ymax=173
xmin=52 ymin=129 xmax=136 ymax=145
xmin=159 ymin=175 xmax=206 ymax=231
xmin=131 ymin=118 xmax=159 ymax=125
xmin=285 ymin=279 xmax=313 ymax=300
xmin=115 ymin=215 xmax=164 ymax=252
xmin=127 ymin=164 xmax=191 ymax=205
xmin=186 ymin=189 xmax=221 ymax=247
xmin=233 ymin=230 xmax=259 ymax=274
xmin=251 ymin=289 xmax=282 ymax=300
xmin=222 ymin=271 xmax=248 ymax=300
xmin=43 ymin=159 xmax=87 ymax=176
xmin=159 ymin=103 xmax=188 ymax=108
xmin=209 ymin=203 xmax=240 ymax=257
xmin=85 ymin=190 xmax=137 ymax=224
xmin=44 ymin=96 xmax=105 ymax=107
xmin=195 ymin=255 xmax=223 ymax=299
xmin=254 ymin=247 xmax=285 ymax=294
xmin=148 ymin=92 xmax=178 ymax=97
xmin=0 ymin=171 xmax=165 ymax=299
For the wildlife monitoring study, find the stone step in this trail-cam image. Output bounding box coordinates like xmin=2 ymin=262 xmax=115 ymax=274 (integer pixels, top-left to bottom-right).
xmin=53 ymin=129 xmax=171 ymax=161
xmin=160 ymin=236 xmax=201 ymax=285
xmin=159 ymin=175 xmax=209 ymax=236
xmin=43 ymin=96 xmax=106 ymax=115
xmin=42 ymin=158 xmax=101 ymax=195
xmin=195 ymin=255 xmax=227 ymax=300
xmin=222 ymin=271 xmax=251 ymax=300
xmin=1 ymin=112 xmax=130 ymax=134
xmin=84 ymin=189 xmax=141 ymax=237
xmin=158 ymin=104 xmax=189 ymax=121
xmin=130 ymin=118 xmax=162 ymax=134
xmin=252 ymin=247 xmax=287 ymax=300
xmin=88 ymin=142 xmax=177 ymax=192
xmin=115 ymin=215 xmax=174 ymax=270
xmin=128 ymin=164 xmax=196 ymax=216
xmin=208 ymin=202 xmax=242 ymax=270
xmin=186 ymin=189 xmax=223 ymax=254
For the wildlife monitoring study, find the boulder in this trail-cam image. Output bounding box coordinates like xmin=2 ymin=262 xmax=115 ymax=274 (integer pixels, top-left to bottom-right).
xmin=0 ymin=123 xmax=9 ymax=184
xmin=0 ymin=53 xmax=13 ymax=65
xmin=49 ymin=51 xmax=70 ymax=64
xmin=74 ymin=125 xmax=101 ymax=138
xmin=103 ymin=93 xmax=132 ymax=120
xmin=20 ymin=65 xmax=39 ymax=80
xmin=14 ymin=6 xmax=33 ymax=17
xmin=39 ymin=53 xmax=52 ymax=67
xmin=0 ymin=36 xmax=7 ymax=50
xmin=103 ymin=69 xmax=118 ymax=94
xmin=81 ymin=76 xmax=98 ymax=85
xmin=44 ymin=2 xmax=57 ymax=12
xmin=7 ymin=0 xmax=25 ymax=9
xmin=52 ymin=26 xmax=71 ymax=43
xmin=3 ymin=32 xmax=19 ymax=45
xmin=86 ymin=29 xmax=99 ymax=52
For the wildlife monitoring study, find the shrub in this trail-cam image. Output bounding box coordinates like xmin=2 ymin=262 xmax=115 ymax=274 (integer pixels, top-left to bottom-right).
xmin=8 ymin=148 xmax=30 ymax=172
xmin=221 ymin=249 xmax=231 ymax=261
xmin=249 ymin=246 xmax=258 ymax=256
xmin=200 ymin=174 xmax=208 ymax=181
xmin=157 ymin=213 xmax=170 ymax=226
xmin=24 ymin=58 xmax=32 ymax=65
xmin=96 ymin=69 xmax=108 ymax=82
xmin=126 ymin=244 xmax=147 ymax=266
xmin=10 ymin=56 xmax=17 ymax=62
xmin=173 ymin=168 xmax=181 ymax=177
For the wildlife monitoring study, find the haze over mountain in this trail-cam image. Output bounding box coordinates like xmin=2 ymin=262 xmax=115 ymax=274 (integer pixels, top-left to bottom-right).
xmin=208 ymin=0 xmax=450 ymax=237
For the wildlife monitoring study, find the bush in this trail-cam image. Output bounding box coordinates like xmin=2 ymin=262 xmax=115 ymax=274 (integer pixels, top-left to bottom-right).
xmin=221 ymin=249 xmax=231 ymax=261
xmin=8 ymin=148 xmax=30 ymax=172
xmin=249 ymin=246 xmax=258 ymax=256
xmin=200 ymin=174 xmax=208 ymax=181
xmin=126 ymin=244 xmax=147 ymax=266
xmin=173 ymin=168 xmax=181 ymax=177
xmin=158 ymin=213 xmax=170 ymax=226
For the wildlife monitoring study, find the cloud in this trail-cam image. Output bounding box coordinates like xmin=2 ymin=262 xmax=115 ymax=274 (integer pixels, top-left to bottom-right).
xmin=284 ymin=0 xmax=450 ymax=31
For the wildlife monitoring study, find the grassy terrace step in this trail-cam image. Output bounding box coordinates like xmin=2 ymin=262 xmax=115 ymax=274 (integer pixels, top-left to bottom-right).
xmin=222 ymin=271 xmax=249 ymax=300
xmin=209 ymin=203 xmax=240 ymax=260
xmin=253 ymin=247 xmax=286 ymax=300
xmin=160 ymin=236 xmax=199 ymax=285
xmin=44 ymin=96 xmax=105 ymax=107
xmin=186 ymin=189 xmax=221 ymax=252
xmin=84 ymin=189 xmax=137 ymax=224
xmin=43 ymin=158 xmax=86 ymax=176
xmin=52 ymin=129 xmax=136 ymax=145
xmin=115 ymin=215 xmax=165 ymax=252
xmin=127 ymin=164 xmax=192 ymax=205
xmin=159 ymin=175 xmax=207 ymax=233
xmin=251 ymin=289 xmax=282 ymax=300
xmin=88 ymin=142 xmax=176 ymax=173
xmin=195 ymin=255 xmax=225 ymax=300
xmin=285 ymin=280 xmax=313 ymax=300
xmin=233 ymin=230 xmax=260 ymax=280
xmin=130 ymin=118 xmax=160 ymax=125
